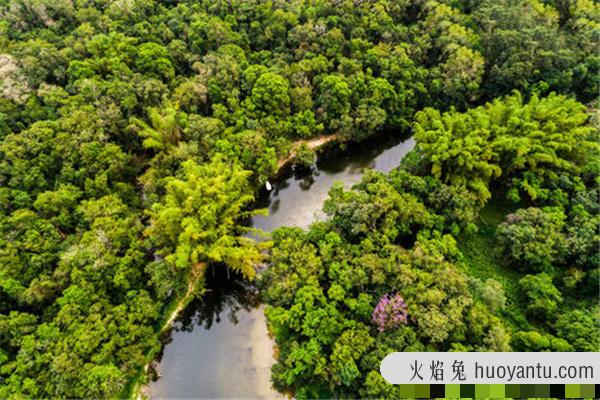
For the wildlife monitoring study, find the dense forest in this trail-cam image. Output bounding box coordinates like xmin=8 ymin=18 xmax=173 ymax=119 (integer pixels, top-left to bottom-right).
xmin=0 ymin=0 xmax=598 ymax=398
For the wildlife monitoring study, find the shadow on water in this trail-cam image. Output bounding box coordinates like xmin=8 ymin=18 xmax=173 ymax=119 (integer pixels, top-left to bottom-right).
xmin=250 ymin=131 xmax=413 ymax=213
xmin=174 ymin=265 xmax=260 ymax=333
xmin=148 ymin=131 xmax=416 ymax=398
xmin=248 ymin=132 xmax=415 ymax=232
xmin=149 ymin=265 xmax=280 ymax=399
xmin=316 ymin=132 xmax=411 ymax=174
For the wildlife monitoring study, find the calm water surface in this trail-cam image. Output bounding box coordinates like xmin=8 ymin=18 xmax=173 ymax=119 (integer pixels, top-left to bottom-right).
xmin=148 ymin=133 xmax=415 ymax=399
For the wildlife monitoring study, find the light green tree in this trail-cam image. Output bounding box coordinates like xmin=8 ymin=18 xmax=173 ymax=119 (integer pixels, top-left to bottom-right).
xmin=146 ymin=155 xmax=264 ymax=285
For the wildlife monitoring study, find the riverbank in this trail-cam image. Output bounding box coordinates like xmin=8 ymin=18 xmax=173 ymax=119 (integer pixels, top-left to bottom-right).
xmin=144 ymin=132 xmax=415 ymax=398
xmin=277 ymin=133 xmax=340 ymax=169
xmin=131 ymin=134 xmax=341 ymax=399
xmin=132 ymin=262 xmax=206 ymax=400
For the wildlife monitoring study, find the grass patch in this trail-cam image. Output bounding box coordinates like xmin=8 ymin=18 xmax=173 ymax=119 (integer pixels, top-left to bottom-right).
xmin=458 ymin=197 xmax=531 ymax=331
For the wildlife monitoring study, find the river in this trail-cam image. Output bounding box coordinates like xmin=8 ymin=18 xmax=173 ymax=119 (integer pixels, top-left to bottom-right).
xmin=147 ymin=133 xmax=415 ymax=399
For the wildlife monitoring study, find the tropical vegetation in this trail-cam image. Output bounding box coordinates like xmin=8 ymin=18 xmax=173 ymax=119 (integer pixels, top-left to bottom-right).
xmin=0 ymin=0 xmax=597 ymax=398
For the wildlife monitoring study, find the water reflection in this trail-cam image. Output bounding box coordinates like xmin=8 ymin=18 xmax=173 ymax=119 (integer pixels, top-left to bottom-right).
xmin=149 ymin=266 xmax=280 ymax=399
xmin=149 ymin=133 xmax=416 ymax=399
xmin=250 ymin=133 xmax=415 ymax=231
xmin=175 ymin=266 xmax=261 ymax=332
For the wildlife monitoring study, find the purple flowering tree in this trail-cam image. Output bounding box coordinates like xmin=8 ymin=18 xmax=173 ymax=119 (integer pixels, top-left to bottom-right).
xmin=372 ymin=293 xmax=408 ymax=332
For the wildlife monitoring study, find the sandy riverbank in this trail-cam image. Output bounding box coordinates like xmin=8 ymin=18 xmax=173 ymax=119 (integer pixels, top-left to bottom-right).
xmin=277 ymin=133 xmax=339 ymax=169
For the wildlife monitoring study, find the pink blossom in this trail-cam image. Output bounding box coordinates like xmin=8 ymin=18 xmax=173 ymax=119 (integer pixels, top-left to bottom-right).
xmin=372 ymin=293 xmax=408 ymax=333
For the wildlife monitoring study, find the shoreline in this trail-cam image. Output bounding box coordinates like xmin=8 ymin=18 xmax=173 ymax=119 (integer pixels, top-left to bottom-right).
xmin=133 ymin=262 xmax=206 ymax=400
xmin=276 ymin=133 xmax=340 ymax=170
xmin=131 ymin=134 xmax=340 ymax=399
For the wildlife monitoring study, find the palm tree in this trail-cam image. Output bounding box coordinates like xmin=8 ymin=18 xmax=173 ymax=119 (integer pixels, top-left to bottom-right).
xmin=129 ymin=103 xmax=187 ymax=151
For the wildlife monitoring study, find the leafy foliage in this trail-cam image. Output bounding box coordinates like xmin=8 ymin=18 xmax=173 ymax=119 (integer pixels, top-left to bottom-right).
xmin=497 ymin=207 xmax=568 ymax=272
xmin=145 ymin=156 xmax=263 ymax=297
xmin=413 ymin=92 xmax=597 ymax=202
xmin=261 ymin=227 xmax=509 ymax=397
xmin=0 ymin=0 xmax=597 ymax=396
xmin=262 ymin=91 xmax=597 ymax=396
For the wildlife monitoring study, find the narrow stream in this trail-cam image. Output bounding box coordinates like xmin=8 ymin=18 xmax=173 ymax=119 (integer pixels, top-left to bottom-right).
xmin=148 ymin=133 xmax=415 ymax=399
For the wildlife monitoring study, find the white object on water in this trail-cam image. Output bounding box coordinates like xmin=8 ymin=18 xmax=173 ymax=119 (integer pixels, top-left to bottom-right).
xmin=265 ymin=180 xmax=272 ymax=191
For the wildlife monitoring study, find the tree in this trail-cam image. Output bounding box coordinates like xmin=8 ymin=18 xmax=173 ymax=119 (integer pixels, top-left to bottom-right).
xmin=371 ymin=293 xmax=408 ymax=333
xmin=317 ymin=75 xmax=351 ymax=133
xmin=413 ymin=106 xmax=502 ymax=202
xmin=145 ymin=155 xmax=263 ymax=293
xmin=469 ymin=277 xmax=507 ymax=311
xmin=323 ymin=171 xmax=432 ymax=242
xmin=566 ymin=211 xmax=599 ymax=270
xmin=512 ymin=330 xmax=572 ymax=351
xmin=33 ymin=184 xmax=81 ymax=231
xmin=0 ymin=209 xmax=64 ymax=305
xmin=293 ymin=143 xmax=316 ymax=169
xmin=438 ymin=46 xmax=485 ymax=105
xmin=474 ymin=0 xmax=598 ymax=102
xmin=519 ymin=273 xmax=563 ymax=320
xmin=135 ymin=42 xmax=175 ymax=80
xmin=555 ymin=309 xmax=599 ymax=351
xmin=129 ymin=104 xmax=187 ymax=151
xmin=249 ymin=72 xmax=290 ymax=117
xmin=419 ymin=0 xmax=485 ymax=106
xmin=497 ymin=207 xmax=568 ymax=272
xmin=413 ymin=92 xmax=597 ymax=203
xmin=330 ymin=325 xmax=374 ymax=388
